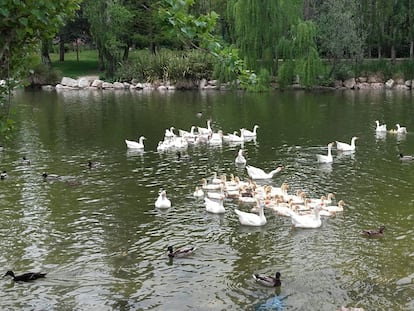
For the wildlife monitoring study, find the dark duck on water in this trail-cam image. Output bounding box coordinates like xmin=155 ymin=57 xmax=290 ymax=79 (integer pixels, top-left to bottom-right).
xmin=4 ymin=270 xmax=47 ymax=282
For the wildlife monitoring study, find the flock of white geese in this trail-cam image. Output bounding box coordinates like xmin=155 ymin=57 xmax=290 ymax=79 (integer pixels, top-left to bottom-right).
xmin=124 ymin=119 xmax=258 ymax=152
xmin=132 ymin=119 xmax=409 ymax=229
xmin=138 ymin=119 xmax=355 ymax=230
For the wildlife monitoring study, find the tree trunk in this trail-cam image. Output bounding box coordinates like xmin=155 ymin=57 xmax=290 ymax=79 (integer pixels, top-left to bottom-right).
xmin=391 ymin=45 xmax=396 ymax=63
xmin=75 ymin=40 xmax=79 ymax=62
xmin=122 ymin=45 xmax=129 ymax=61
xmin=41 ymin=40 xmax=51 ymax=66
xmin=378 ymin=45 xmax=382 ymax=59
xmin=59 ymin=39 xmax=65 ymax=62
xmin=410 ymin=41 xmax=414 ymax=59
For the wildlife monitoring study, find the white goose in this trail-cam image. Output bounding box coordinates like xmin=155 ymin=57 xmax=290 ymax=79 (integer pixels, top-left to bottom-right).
xmin=241 ymin=125 xmax=259 ymax=138
xmin=204 ymin=196 xmax=225 ymax=214
xmin=234 ymin=200 xmax=267 ymax=226
xmin=246 ymin=164 xmax=284 ymax=179
xmin=125 ymin=136 xmax=145 ymax=149
xmin=235 ymin=149 xmax=247 ymax=165
xmin=193 ymin=186 xmax=204 ymax=198
xmin=375 ymin=120 xmax=387 ymax=132
xmin=396 ymin=123 xmax=408 ymax=134
xmin=286 ymin=206 xmax=322 ymax=228
xmin=336 ymin=136 xmax=358 ymax=152
xmin=226 ymin=131 xmax=244 ymax=143
xmin=198 ymin=120 xmax=212 ymax=135
xmin=155 ymin=190 xmax=171 ymax=209
xmin=164 ymin=127 xmax=176 ymax=139
xmin=322 ymin=200 xmax=346 ymax=213
xmin=316 ymin=142 xmax=334 ymax=163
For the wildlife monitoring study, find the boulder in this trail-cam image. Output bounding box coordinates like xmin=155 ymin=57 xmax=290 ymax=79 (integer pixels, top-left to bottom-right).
xmin=61 ymin=77 xmax=78 ymax=88
xmin=102 ymin=82 xmax=114 ymax=89
xmin=78 ymin=78 xmax=91 ymax=88
xmin=343 ymin=78 xmax=356 ymax=89
xmin=91 ymin=79 xmax=103 ymax=88
xmin=385 ymin=79 xmax=395 ymax=89
xmin=113 ymin=82 xmax=124 ymax=89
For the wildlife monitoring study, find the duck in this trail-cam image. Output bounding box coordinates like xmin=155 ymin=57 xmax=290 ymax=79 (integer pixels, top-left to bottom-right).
xmin=176 ymin=151 xmax=191 ymax=161
xmin=193 ymin=186 xmax=204 ymax=198
xmin=235 ymin=149 xmax=247 ymax=165
xmin=362 ymin=225 xmax=385 ymax=237
xmin=399 ymin=153 xmax=414 ymax=161
xmin=234 ymin=200 xmax=267 ymax=226
xmin=42 ymin=172 xmax=60 ymax=181
xmin=241 ymin=125 xmax=259 ymax=138
xmin=204 ymin=196 xmax=225 ymax=214
xmin=336 ymin=136 xmax=358 ymax=152
xmin=155 ymin=190 xmax=171 ymax=209
xmin=316 ymin=142 xmax=334 ymax=163
xmin=167 ymin=245 xmax=197 ymax=258
xmin=208 ymin=130 xmax=223 ymax=145
xmin=125 ymin=136 xmax=145 ymax=149
xmin=375 ymin=120 xmax=387 ymax=132
xmin=22 ymin=156 xmax=31 ymax=165
xmin=396 ymin=124 xmax=408 ymax=134
xmin=4 ymin=270 xmax=47 ymax=282
xmin=253 ymin=271 xmax=281 ymax=287
xmin=246 ymin=164 xmax=284 ymax=179
xmin=286 ymin=206 xmax=322 ymax=228
xmin=0 ymin=170 xmax=8 ymax=180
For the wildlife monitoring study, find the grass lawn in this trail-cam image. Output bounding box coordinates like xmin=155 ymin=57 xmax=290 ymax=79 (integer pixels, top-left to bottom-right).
xmin=50 ymin=49 xmax=102 ymax=79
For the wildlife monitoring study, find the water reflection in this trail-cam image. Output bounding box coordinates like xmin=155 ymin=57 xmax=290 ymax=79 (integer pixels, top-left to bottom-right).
xmin=1 ymin=90 xmax=413 ymax=310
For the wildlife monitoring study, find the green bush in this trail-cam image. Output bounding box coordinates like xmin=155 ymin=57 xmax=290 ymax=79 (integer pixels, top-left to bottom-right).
xmin=115 ymin=49 xmax=214 ymax=85
xmin=28 ymin=64 xmax=62 ymax=86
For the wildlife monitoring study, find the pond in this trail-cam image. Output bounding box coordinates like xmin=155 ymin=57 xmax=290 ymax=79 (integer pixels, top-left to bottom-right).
xmin=0 ymin=88 xmax=413 ymax=310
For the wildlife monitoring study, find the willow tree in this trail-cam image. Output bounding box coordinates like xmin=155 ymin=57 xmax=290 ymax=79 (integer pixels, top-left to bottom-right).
xmin=227 ymin=0 xmax=303 ymax=75
xmin=278 ymin=20 xmax=322 ymax=89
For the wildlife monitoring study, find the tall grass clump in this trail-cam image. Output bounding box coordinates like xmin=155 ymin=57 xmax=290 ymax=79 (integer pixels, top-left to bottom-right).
xmin=116 ymin=49 xmax=214 ymax=87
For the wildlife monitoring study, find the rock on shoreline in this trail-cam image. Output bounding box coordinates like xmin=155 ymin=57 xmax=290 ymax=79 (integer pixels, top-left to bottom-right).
xmin=42 ymin=75 xmax=414 ymax=91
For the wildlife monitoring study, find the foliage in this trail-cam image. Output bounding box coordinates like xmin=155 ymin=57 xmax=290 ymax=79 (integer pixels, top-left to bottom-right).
xmin=115 ymin=49 xmax=214 ymax=85
xmin=84 ymin=0 xmax=133 ymax=77
xmin=227 ymin=0 xmax=302 ymax=74
xmin=317 ymin=0 xmax=366 ymax=79
xmin=28 ymin=64 xmax=62 ymax=86
xmin=0 ymin=0 xmax=80 ymax=142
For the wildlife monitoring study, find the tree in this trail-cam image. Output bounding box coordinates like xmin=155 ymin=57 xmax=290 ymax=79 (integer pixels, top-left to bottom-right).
xmin=84 ymin=0 xmax=133 ymax=77
xmin=0 ymin=0 xmax=80 ymax=140
xmin=317 ymin=0 xmax=366 ymax=77
xmin=226 ymin=0 xmax=303 ymax=75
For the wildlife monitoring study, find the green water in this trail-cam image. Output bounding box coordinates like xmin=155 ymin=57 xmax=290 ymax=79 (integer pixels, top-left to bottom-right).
xmin=0 ymin=89 xmax=413 ymax=310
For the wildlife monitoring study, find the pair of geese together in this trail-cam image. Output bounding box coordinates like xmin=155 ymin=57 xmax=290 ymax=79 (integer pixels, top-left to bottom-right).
xmin=375 ymin=120 xmax=407 ymax=134
xmin=317 ymin=137 xmax=358 ymax=163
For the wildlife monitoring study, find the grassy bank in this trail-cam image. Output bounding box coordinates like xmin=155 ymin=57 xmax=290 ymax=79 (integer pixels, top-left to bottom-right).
xmin=50 ymin=50 xmax=101 ymax=79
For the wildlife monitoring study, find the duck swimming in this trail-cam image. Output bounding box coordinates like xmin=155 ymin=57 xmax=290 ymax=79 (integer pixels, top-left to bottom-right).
xmin=362 ymin=225 xmax=385 ymax=237
xmin=0 ymin=170 xmax=8 ymax=179
xmin=4 ymin=270 xmax=47 ymax=282
xmin=167 ymin=245 xmax=197 ymax=258
xmin=155 ymin=190 xmax=171 ymax=209
xmin=253 ymin=271 xmax=281 ymax=287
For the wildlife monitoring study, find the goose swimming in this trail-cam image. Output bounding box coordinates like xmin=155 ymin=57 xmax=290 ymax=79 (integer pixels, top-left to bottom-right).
xmin=286 ymin=206 xmax=322 ymax=228
xmin=336 ymin=136 xmax=358 ymax=152
xmin=234 ymin=200 xmax=267 ymax=226
xmin=246 ymin=164 xmax=284 ymax=179
xmin=235 ymin=149 xmax=247 ymax=165
xmin=316 ymin=142 xmax=334 ymax=163
xmin=204 ymin=196 xmax=225 ymax=214
xmin=155 ymin=190 xmax=171 ymax=209
xmin=375 ymin=120 xmax=387 ymax=132
xmin=125 ymin=136 xmax=145 ymax=149
xmin=241 ymin=125 xmax=259 ymax=138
